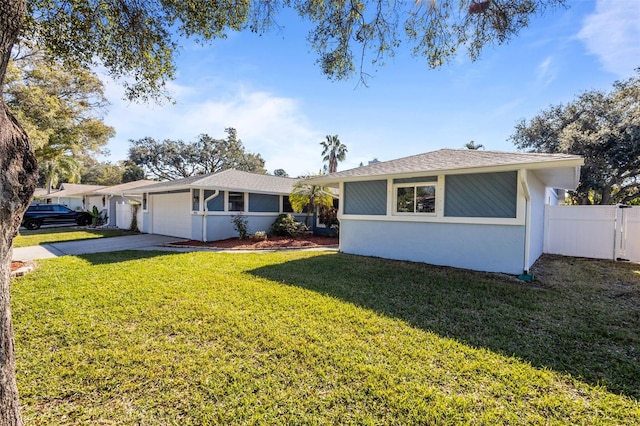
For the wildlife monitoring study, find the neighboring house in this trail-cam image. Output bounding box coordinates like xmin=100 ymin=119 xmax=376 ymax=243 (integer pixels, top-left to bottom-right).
xmin=38 ymin=183 xmax=107 ymax=211
xmin=305 ymin=149 xmax=584 ymax=275
xmin=87 ymin=180 xmax=156 ymax=229
xmin=129 ymin=170 xmax=304 ymax=241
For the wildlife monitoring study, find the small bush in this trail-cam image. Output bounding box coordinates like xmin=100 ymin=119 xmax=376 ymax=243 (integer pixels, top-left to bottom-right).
xmin=250 ymin=231 xmax=267 ymax=241
xmin=319 ymin=207 xmax=339 ymax=235
xmin=231 ymin=214 xmax=249 ymax=239
xmin=271 ymin=214 xmax=304 ymax=237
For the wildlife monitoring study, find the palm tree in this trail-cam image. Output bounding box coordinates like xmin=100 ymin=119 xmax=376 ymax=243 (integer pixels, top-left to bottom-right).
xmin=41 ymin=155 xmax=81 ymax=193
xmin=320 ymin=135 xmax=348 ymax=173
xmin=464 ymin=140 xmax=485 ymax=150
xmin=289 ymin=177 xmax=335 ymax=227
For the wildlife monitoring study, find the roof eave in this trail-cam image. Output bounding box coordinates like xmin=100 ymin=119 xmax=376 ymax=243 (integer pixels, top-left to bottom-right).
xmin=305 ymin=158 xmax=585 ymax=185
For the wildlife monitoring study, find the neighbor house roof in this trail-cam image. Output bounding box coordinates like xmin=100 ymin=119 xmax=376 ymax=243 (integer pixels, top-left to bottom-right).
xmin=306 ymin=149 xmax=584 ymax=189
xmin=132 ymin=170 xmax=299 ymax=195
xmin=39 ymin=183 xmax=107 ymax=199
xmin=90 ymin=180 xmax=157 ymax=196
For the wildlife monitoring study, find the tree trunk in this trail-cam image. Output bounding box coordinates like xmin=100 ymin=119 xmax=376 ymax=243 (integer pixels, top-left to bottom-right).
xmin=0 ymin=0 xmax=37 ymax=425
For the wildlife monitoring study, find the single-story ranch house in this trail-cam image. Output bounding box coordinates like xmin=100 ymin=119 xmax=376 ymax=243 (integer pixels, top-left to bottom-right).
xmin=129 ymin=170 xmax=304 ymax=241
xmin=305 ymin=149 xmax=584 ymax=275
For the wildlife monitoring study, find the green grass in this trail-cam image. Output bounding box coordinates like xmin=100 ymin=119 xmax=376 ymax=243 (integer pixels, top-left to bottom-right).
xmin=14 ymin=227 xmax=136 ymax=248
xmin=11 ymin=251 xmax=640 ymax=424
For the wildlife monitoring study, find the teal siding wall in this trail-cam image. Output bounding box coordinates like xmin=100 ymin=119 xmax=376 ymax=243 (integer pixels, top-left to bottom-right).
xmin=249 ymin=193 xmax=280 ymax=212
xmin=206 ymin=190 xmax=224 ymax=211
xmin=344 ymin=180 xmax=387 ymax=215
xmin=445 ymin=171 xmax=517 ymax=218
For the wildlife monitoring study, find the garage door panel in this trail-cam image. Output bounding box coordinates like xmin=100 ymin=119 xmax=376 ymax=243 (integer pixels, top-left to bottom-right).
xmin=151 ymin=192 xmax=192 ymax=238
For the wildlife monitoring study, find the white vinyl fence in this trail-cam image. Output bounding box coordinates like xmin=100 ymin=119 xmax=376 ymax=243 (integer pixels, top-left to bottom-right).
xmin=115 ymin=201 xmax=143 ymax=231
xmin=544 ymin=205 xmax=639 ymax=262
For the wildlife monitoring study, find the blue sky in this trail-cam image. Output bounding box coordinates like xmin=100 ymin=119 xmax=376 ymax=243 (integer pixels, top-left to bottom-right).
xmin=101 ymin=0 xmax=640 ymax=178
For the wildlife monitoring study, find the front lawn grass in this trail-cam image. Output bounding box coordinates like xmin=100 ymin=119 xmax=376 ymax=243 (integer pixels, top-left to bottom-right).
xmin=11 ymin=251 xmax=640 ymax=424
xmin=14 ymin=227 xmax=136 ymax=248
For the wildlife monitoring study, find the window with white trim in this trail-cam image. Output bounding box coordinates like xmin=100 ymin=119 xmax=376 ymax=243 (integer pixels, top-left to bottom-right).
xmin=394 ymin=183 xmax=436 ymax=214
xmin=228 ymin=192 xmax=244 ymax=211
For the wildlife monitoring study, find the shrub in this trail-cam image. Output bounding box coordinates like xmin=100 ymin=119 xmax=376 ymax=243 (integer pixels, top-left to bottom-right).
xmin=231 ymin=214 xmax=249 ymax=239
xmin=271 ymin=213 xmax=304 ymax=237
xmin=250 ymin=231 xmax=267 ymax=241
xmin=318 ymin=207 xmax=339 ymax=235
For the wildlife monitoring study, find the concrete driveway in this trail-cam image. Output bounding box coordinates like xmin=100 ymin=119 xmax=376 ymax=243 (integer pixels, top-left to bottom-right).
xmin=12 ymin=234 xmax=188 ymax=261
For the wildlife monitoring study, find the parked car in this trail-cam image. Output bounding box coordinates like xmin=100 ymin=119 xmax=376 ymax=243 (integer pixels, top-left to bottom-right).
xmin=21 ymin=204 xmax=92 ymax=230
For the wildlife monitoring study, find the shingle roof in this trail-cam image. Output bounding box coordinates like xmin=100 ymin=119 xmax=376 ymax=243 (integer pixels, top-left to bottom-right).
xmin=40 ymin=183 xmax=107 ymax=198
xmin=306 ymin=149 xmax=583 ymax=184
xmin=91 ymin=180 xmax=157 ymax=195
xmin=134 ymin=170 xmax=299 ymax=195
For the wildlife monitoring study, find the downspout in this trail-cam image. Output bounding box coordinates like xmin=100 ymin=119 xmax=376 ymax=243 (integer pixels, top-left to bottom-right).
xmin=202 ymin=190 xmax=219 ymax=243
xmin=519 ymin=169 xmax=532 ymax=277
xmin=106 ymin=194 xmax=114 ymax=226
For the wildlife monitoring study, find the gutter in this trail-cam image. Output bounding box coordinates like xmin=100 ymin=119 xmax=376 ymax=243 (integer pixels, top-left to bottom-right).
xmin=201 ymin=190 xmax=220 ymax=242
xmin=519 ymin=169 xmax=533 ymax=278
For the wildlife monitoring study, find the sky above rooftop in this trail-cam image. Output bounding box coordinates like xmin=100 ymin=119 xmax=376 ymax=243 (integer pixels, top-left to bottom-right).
xmin=101 ymin=0 xmax=640 ymax=178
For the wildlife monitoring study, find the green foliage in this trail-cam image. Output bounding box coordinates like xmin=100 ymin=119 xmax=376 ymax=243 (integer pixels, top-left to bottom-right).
xmin=231 ymin=213 xmax=249 ymax=239
xmin=270 ymin=213 xmax=304 ymax=237
xmin=121 ymin=160 xmax=146 ymax=183
xmin=81 ymin=160 xmax=126 ymax=186
xmin=318 ymin=207 xmax=339 ymax=234
xmin=273 ymin=169 xmax=288 ymax=177
xmin=320 ymin=134 xmax=347 ymax=173
xmin=510 ymin=71 xmax=640 ymax=205
xmin=19 ymin=1 xmax=565 ymax=101
xmin=289 ymin=177 xmax=335 ymax=226
xmin=464 ymin=140 xmax=484 ymax=150
xmin=128 ymin=128 xmax=266 ymax=180
xmin=87 ymin=205 xmax=107 ymax=226
xmin=5 ymin=47 xmax=115 ymax=191
xmin=130 ymin=203 xmax=140 ymax=232
xmin=10 ymin=251 xmax=640 ymax=423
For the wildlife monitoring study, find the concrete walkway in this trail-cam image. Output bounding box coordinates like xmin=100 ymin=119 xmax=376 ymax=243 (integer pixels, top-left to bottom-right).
xmin=12 ymin=234 xmax=189 ymax=261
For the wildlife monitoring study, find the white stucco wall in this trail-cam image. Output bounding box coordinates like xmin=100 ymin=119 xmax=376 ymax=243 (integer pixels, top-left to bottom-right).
xmin=339 ymin=219 xmax=526 ymax=274
xmin=527 ymin=172 xmax=548 ymax=270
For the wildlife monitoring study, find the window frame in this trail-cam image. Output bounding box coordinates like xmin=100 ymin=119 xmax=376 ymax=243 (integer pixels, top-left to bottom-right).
xmin=227 ymin=191 xmax=245 ymax=212
xmin=393 ymin=181 xmax=437 ymax=216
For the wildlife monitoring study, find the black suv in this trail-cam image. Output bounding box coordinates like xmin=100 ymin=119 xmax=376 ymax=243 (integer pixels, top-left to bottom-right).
xmin=21 ymin=204 xmax=92 ymax=230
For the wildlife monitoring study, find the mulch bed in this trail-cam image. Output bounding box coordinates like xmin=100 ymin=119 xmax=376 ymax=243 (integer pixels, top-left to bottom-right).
xmin=11 ymin=261 xmax=27 ymax=272
xmin=167 ymin=235 xmax=338 ymax=250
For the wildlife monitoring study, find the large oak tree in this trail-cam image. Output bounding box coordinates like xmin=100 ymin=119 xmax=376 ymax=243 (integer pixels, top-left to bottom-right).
xmin=510 ymin=71 xmax=640 ymax=205
xmin=1 ymin=1 xmax=565 ymax=423
xmin=128 ymin=128 xmax=266 ymax=180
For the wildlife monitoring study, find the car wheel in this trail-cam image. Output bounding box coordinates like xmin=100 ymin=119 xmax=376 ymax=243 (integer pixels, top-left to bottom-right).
xmin=24 ymin=219 xmax=41 ymax=230
xmin=78 ymin=215 xmax=91 ymax=226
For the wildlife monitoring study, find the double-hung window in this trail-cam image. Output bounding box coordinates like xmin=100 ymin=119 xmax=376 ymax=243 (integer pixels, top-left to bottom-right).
xmin=395 ymin=183 xmax=436 ymax=214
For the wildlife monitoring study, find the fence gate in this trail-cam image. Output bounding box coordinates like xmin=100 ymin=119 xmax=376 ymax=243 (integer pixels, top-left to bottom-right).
xmin=544 ymin=205 xmax=639 ymax=262
xmin=115 ymin=201 xmax=143 ymax=230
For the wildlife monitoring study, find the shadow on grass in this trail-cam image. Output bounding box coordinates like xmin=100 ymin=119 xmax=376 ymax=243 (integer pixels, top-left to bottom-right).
xmin=16 ymin=227 xmax=137 ymax=246
xmin=249 ymin=252 xmax=640 ymax=399
xmin=75 ymin=249 xmax=185 ymax=265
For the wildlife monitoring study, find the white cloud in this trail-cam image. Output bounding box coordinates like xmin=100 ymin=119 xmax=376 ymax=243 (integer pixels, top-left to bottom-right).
xmin=577 ymin=0 xmax=640 ymax=78
xmin=102 ymin=78 xmax=324 ymax=177
xmin=535 ymin=56 xmax=558 ymax=87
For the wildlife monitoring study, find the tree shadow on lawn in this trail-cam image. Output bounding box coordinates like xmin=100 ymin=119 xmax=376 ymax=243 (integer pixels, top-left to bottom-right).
xmin=75 ymin=249 xmax=186 ymax=265
xmin=249 ymin=253 xmax=640 ymax=399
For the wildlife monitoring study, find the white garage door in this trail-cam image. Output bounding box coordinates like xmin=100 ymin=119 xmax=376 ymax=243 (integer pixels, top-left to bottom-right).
xmin=151 ymin=192 xmax=192 ymax=239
